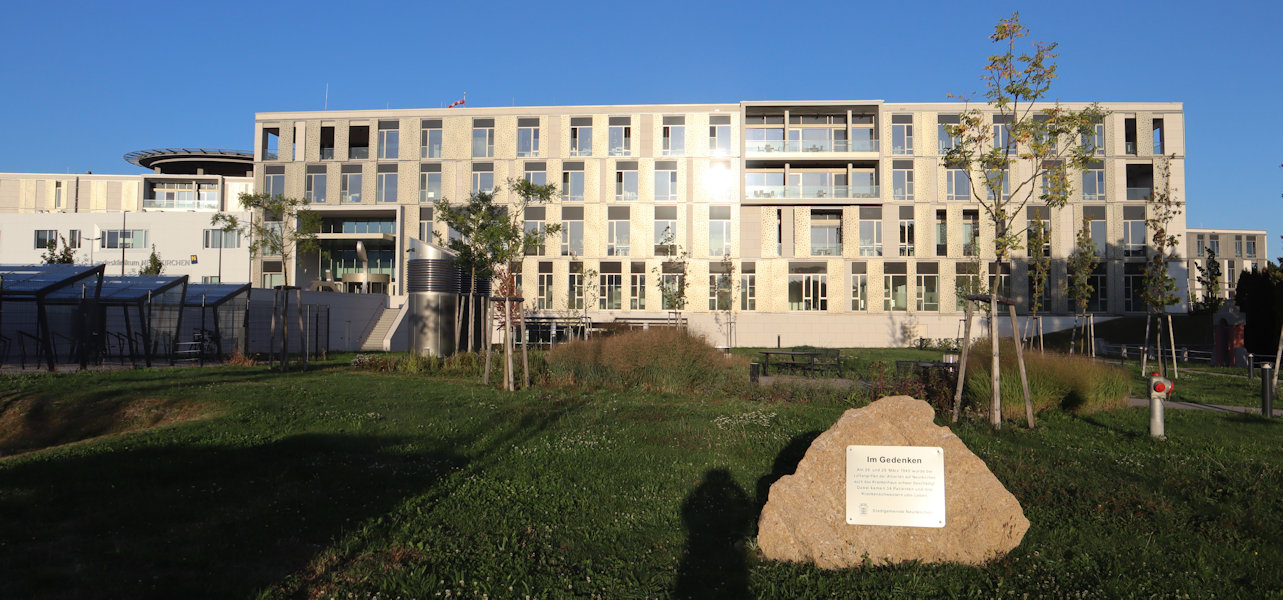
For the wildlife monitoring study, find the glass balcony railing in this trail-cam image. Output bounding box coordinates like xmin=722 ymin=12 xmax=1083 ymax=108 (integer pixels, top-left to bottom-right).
xmin=615 ymin=191 xmax=638 ymax=202
xmin=1126 ymin=187 xmax=1151 ymax=200
xmin=262 ymin=151 xmax=278 ymax=160
xmin=1124 ymin=142 xmax=1137 ymax=155
xmin=142 ymin=195 xmax=220 ymax=210
xmin=349 ymin=147 xmax=369 ymax=159
xmin=811 ymin=243 xmax=843 ymax=256
xmin=745 ymin=139 xmax=880 ymax=155
xmin=320 ymin=148 xmax=335 ymax=159
xmin=745 ymin=184 xmax=879 ymax=200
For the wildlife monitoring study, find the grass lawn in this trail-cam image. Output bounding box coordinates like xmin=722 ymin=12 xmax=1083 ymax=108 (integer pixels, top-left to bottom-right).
xmin=2 ymin=359 xmax=1282 ymax=598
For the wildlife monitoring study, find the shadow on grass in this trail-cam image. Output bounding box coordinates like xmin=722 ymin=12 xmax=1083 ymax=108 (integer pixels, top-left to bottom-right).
xmin=755 ymin=430 xmax=822 ymax=511
xmin=0 ymin=433 xmax=466 ymax=600
xmin=675 ymin=468 xmax=751 ymax=600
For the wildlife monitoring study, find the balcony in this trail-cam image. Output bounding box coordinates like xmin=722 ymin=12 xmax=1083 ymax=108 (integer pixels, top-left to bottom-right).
xmin=1126 ymin=187 xmax=1152 ymax=201
xmin=142 ymin=194 xmax=219 ymax=211
xmin=745 ymin=139 xmax=879 ymax=155
xmin=811 ymin=243 xmax=842 ymax=256
xmin=745 ymin=184 xmax=879 ymax=200
xmin=349 ymin=147 xmax=369 ymax=160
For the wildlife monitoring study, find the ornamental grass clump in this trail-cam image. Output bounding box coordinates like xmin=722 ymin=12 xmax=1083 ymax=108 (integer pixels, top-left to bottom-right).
xmin=962 ymin=340 xmax=1130 ymax=419
xmin=544 ymin=328 xmax=745 ymax=395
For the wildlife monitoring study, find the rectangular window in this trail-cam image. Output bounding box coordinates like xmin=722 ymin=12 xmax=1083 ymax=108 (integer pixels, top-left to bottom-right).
xmin=67 ymin=229 xmax=81 ymax=249
xmin=607 ymin=206 xmax=630 ymax=256
xmin=472 ymin=118 xmax=495 ymax=158
xmin=418 ymin=207 xmax=434 ymax=241
xmin=788 ymin=269 xmax=828 ymax=311
xmin=956 ymin=266 xmax=981 ymax=310
xmin=992 ymin=121 xmax=1011 ymax=151
xmin=660 ymin=272 xmax=685 ymax=310
xmin=340 ymin=166 xmax=362 ymax=203
xmin=101 ymin=229 xmax=148 ymax=249
xmin=937 ymin=115 xmax=960 ymax=152
xmin=1124 ymin=265 xmax=1145 ymax=312
xmin=377 ymin=121 xmax=399 ymax=159
xmin=654 ymin=162 xmax=678 ymax=202
xmin=1195 ymin=233 xmax=1205 ymax=257
xmin=1234 ymin=234 xmax=1243 ymax=258
xmin=1208 ymin=234 xmax=1220 ymax=257
xmin=985 ymin=169 xmax=1010 ymax=202
xmin=1124 ymin=118 xmax=1137 ymax=155
xmin=203 ymin=228 xmax=240 ymax=249
xmin=600 ymin=272 xmax=623 ymax=310
xmin=630 ymin=270 xmax=646 ymax=310
xmin=1026 ymin=207 xmax=1051 ymax=258
xmin=1123 ymin=206 xmax=1146 ymax=258
xmin=421 ymin=119 xmax=442 ymax=158
xmin=916 ymin=273 xmax=940 ymax=311
xmin=851 ymin=263 xmax=868 ymax=311
xmin=662 ymin=116 xmax=685 ymax=156
xmin=472 ymin=163 xmax=494 ymax=194
xmin=892 ymin=161 xmax=914 ymax=201
xmin=615 ymin=161 xmax=638 ymax=201
xmin=709 ymin=206 xmax=731 ymax=257
xmin=884 ymin=275 xmax=908 ymax=311
xmin=517 ymin=117 xmax=540 ymax=157
xmin=892 ymin=114 xmax=913 ymax=155
xmin=537 ymin=263 xmax=553 ymax=309
xmin=1247 ymin=236 xmax=1258 ymax=258
xmin=740 ymin=263 xmax=756 ymax=310
xmin=962 ymin=210 xmax=979 ymax=256
xmin=1085 ymin=206 xmax=1107 ymax=256
xmin=377 ymin=165 xmax=397 ymax=203
xmin=609 ymin=117 xmax=631 ymax=156
xmin=570 ymin=118 xmax=592 ymax=156
xmin=262 ymin=127 xmax=280 ymax=160
xmin=1088 ymin=266 xmax=1109 ymax=312
xmin=1082 ymin=166 xmax=1106 ymax=201
xmin=810 ymin=210 xmax=842 ymax=256
xmin=264 ymin=164 xmax=285 ymax=197
xmin=1152 ymin=118 xmax=1164 ymax=154
xmin=420 ymin=164 xmax=441 ymax=202
xmin=710 ymin=115 xmax=732 ymax=156
xmin=946 ymin=169 xmax=970 ymax=201
xmin=321 ymin=126 xmax=335 ymax=159
xmin=524 ymin=162 xmax=547 ymax=187
xmin=34 ymin=229 xmax=56 ymax=249
xmin=561 ymin=206 xmax=584 ymax=256
xmin=569 ymin=264 xmax=586 ymax=310
xmin=1081 ymin=123 xmax=1104 ymax=156
xmin=708 ymin=271 xmax=733 ymax=311
xmin=349 ymin=125 xmax=369 ymax=159
xmin=936 ymin=211 xmax=947 ymax=257
xmin=898 ymin=219 xmax=915 ymax=257
xmin=655 ymin=206 xmax=677 ymax=256
xmin=562 ymin=162 xmax=585 ymax=201
xmin=305 ymin=167 xmax=327 ymax=203
xmin=858 ymin=207 xmax=882 ymax=257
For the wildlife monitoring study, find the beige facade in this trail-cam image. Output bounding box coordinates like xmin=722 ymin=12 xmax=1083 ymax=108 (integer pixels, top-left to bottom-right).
xmin=1186 ymin=228 xmax=1268 ymax=304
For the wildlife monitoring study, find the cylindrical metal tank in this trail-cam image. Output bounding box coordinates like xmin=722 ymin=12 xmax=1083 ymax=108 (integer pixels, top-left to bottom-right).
xmin=406 ymin=246 xmax=463 ymax=357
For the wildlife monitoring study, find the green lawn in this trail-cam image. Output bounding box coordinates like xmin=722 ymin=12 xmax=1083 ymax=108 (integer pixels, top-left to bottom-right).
xmin=2 ymin=360 xmax=1282 ymax=598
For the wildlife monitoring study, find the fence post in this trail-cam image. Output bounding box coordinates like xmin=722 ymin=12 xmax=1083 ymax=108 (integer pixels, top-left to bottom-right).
xmin=1263 ymin=364 xmax=1274 ymax=419
xmin=1249 ymin=353 xmax=1255 ymax=379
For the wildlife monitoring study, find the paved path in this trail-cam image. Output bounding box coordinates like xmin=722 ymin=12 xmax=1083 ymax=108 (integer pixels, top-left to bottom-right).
xmin=1127 ymin=397 xmax=1282 ymax=417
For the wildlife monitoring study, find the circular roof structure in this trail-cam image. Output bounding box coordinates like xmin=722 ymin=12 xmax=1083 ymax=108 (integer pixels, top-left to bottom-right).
xmin=124 ymin=147 xmax=254 ymax=176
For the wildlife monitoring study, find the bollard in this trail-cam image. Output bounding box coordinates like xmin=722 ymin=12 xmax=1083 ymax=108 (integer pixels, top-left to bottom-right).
xmin=1148 ymin=371 xmax=1171 ymax=439
xmin=1249 ymin=354 xmax=1255 ymax=379
xmin=1263 ymin=364 xmax=1274 ymax=419
xmin=749 ymin=362 xmax=761 ymax=384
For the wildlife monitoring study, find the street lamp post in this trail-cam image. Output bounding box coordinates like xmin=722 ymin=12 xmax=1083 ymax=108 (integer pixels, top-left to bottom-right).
xmin=120 ymin=211 xmax=127 ymax=275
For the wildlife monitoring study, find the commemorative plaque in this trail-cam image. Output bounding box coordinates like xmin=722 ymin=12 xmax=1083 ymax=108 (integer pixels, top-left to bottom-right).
xmin=846 ymin=445 xmax=945 ymax=528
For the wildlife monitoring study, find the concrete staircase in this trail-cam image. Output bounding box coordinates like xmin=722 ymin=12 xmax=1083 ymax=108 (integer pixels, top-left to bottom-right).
xmin=359 ymin=308 xmax=401 ymax=352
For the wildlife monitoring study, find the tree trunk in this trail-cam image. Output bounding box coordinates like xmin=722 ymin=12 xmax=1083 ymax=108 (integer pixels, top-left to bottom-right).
xmin=989 ymin=290 xmax=1001 ymax=430
xmin=482 ymin=299 xmax=493 ymax=385
xmin=521 ymin=311 xmax=530 ymax=389
xmin=1140 ymin=313 xmax=1152 ymax=376
xmin=1009 ymin=303 xmax=1035 ymax=429
xmin=952 ymin=302 xmax=973 ymax=423
xmin=1038 ymin=316 xmax=1044 ymax=353
xmin=454 ymin=294 xmax=463 ymax=356
xmin=1167 ymin=313 xmax=1179 ymax=379
xmin=505 ymin=300 xmax=516 ymax=391
xmin=1069 ymin=314 xmax=1078 ymax=356
xmin=1273 ymin=318 xmax=1283 ymax=392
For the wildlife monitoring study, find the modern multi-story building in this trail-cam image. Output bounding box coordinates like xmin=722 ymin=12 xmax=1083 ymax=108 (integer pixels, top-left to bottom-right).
xmin=0 ymin=148 xmax=254 ymax=283
xmin=1186 ymin=227 xmax=1269 ymax=305
xmin=249 ymin=100 xmax=1189 ymax=346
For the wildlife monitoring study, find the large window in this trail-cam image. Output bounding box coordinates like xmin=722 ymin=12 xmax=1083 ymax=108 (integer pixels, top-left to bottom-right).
xmin=348 ymin=125 xmax=369 ymax=159
xmin=102 ymin=229 xmax=148 ymax=249
xmin=537 ymin=263 xmax=553 ymax=309
xmin=523 ymin=206 xmax=546 ymax=256
xmin=472 ymin=118 xmax=495 ymax=158
xmin=740 ymin=263 xmax=756 ymax=310
xmin=937 ymin=115 xmax=960 ymax=152
xmin=898 ymin=211 xmax=915 ymax=257
xmin=421 ymin=119 xmax=442 ymax=158
xmin=561 ymin=206 xmax=584 ymax=256
xmin=916 ymin=264 xmax=939 ymax=311
xmin=340 ymin=166 xmax=362 ymax=203
xmin=811 ymin=210 xmax=842 ymax=256
xmin=956 ymin=265 xmax=982 ymax=310
xmin=569 ymin=264 xmax=586 ymax=310
xmin=655 ymin=206 xmax=677 ymax=256
xmin=708 ymin=268 xmax=733 ymax=311
xmin=936 ymin=211 xmax=947 ymax=256
xmin=570 ymin=118 xmax=592 ymax=156
xmin=305 ymin=167 xmax=327 ymax=203
xmin=524 ymin=162 xmax=547 ymax=186
xmin=1152 ymin=118 xmax=1165 ymax=154
xmin=472 ymin=163 xmax=494 ymax=194
xmin=710 ymin=115 xmax=732 ymax=156
xmin=517 ymin=117 xmax=540 ymax=157
xmin=708 ymin=206 xmax=731 ymax=257
xmin=264 ymin=165 xmax=285 ymax=197
xmin=1123 ymin=206 xmax=1146 ymax=258
xmin=962 ymin=210 xmax=980 ymax=256
xmin=607 ymin=206 xmax=630 ymax=256
xmin=378 ymin=121 xmax=399 ymax=159
xmin=851 ymin=263 xmax=867 ymax=311
xmin=1082 ymin=165 xmax=1106 ymax=201
xmin=788 ymin=264 xmax=827 ymax=311
xmin=655 ymin=161 xmax=678 ymax=202
xmin=420 ymin=164 xmax=441 ymax=202
xmin=892 ymin=114 xmax=913 ymax=155
xmin=615 ymin=161 xmax=638 ymax=201
xmin=1124 ymin=264 xmax=1145 ymax=312
xmin=892 ymin=161 xmax=914 ymax=201
xmin=1026 ymin=206 xmax=1051 ymax=258
xmin=662 ymin=116 xmax=685 ymax=155
xmin=1081 ymin=122 xmax=1104 ymax=155
xmin=946 ymin=169 xmax=970 ymax=201
xmin=858 ymin=207 xmax=881 ymax=257
xmin=261 ymin=127 xmax=280 ymax=160
xmin=600 ymin=268 xmax=623 ymax=310
xmin=377 ymin=165 xmax=397 ymax=203
xmin=562 ymin=162 xmax=585 ymax=201
xmin=1085 ymin=206 xmax=1107 ymax=256
xmin=608 ymin=117 xmax=631 ymax=156
xmin=34 ymin=229 xmax=56 ymax=249
xmin=884 ymin=263 xmax=908 ymax=311
xmin=630 ymin=269 xmax=646 ymax=310
xmin=203 ymin=228 xmax=240 ymax=249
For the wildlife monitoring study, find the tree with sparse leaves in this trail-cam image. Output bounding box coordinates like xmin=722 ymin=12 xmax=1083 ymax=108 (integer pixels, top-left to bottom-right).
xmin=41 ymin=236 xmax=77 ymax=265
xmin=1067 ymin=216 xmax=1099 ymax=354
xmin=942 ymin=12 xmax=1105 ymax=429
xmin=1194 ymin=248 xmax=1224 ymax=313
xmin=1026 ymin=217 xmax=1052 ymax=349
xmin=653 ymin=228 xmax=690 ymax=326
xmin=140 ymin=244 xmax=164 ymax=275
xmin=212 ymin=193 xmax=319 ymax=287
xmin=1138 ymin=156 xmax=1184 ymax=377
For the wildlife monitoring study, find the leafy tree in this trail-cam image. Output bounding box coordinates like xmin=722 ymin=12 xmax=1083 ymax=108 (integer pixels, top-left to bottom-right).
xmin=1137 ymin=157 xmax=1184 ymax=376
xmin=41 ymin=235 xmax=77 ymax=265
xmin=1193 ymin=247 xmax=1224 ymax=313
xmin=942 ymin=12 xmax=1104 ymax=428
xmin=1026 ymin=217 xmax=1052 ymax=348
xmin=653 ymin=228 xmax=690 ymax=325
xmin=1066 ymin=216 xmax=1099 ymax=354
xmin=435 ymin=188 xmax=505 ymax=353
xmin=140 ymin=244 xmax=164 ymax=275
xmin=491 ymin=178 xmax=560 ymax=390
xmin=212 ymin=193 xmax=319 ymax=287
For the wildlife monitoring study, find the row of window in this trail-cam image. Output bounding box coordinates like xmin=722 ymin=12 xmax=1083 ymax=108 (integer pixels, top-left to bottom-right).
xmin=31 ymin=229 xmax=241 ymax=250
xmin=262 ymin=116 xmax=736 ymax=162
xmin=1193 ymin=233 xmax=1259 ymax=259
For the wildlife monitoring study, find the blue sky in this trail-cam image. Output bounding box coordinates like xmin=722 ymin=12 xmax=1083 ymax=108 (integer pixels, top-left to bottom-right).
xmin=1 ymin=0 xmax=1279 ymax=249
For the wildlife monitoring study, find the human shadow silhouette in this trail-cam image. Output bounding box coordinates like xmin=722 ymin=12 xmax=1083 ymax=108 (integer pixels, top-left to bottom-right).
xmin=674 ymin=468 xmax=752 ymax=599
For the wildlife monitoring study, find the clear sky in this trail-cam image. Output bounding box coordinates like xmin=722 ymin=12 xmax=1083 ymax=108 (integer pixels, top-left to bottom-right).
xmin=1 ymin=0 xmax=1279 ymax=250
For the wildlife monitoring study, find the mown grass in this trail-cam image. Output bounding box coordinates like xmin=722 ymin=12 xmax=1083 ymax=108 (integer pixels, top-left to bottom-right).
xmin=1 ymin=358 xmax=1281 ymax=598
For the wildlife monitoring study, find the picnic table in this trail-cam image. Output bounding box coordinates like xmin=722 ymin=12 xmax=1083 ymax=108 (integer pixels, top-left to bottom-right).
xmin=758 ymin=350 xmax=819 ymax=376
xmin=895 ymin=360 xmax=959 ymax=377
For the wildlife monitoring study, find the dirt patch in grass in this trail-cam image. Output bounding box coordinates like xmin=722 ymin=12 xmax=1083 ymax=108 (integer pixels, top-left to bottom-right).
xmin=0 ymin=395 xmax=212 ymax=457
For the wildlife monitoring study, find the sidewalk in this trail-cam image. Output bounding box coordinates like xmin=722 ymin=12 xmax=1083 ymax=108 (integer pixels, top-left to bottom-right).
xmin=1127 ymin=397 xmax=1282 ymax=417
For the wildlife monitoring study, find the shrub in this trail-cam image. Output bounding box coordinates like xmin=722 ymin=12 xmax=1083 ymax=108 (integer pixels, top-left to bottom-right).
xmin=544 ymin=328 xmax=746 ymax=395
xmin=961 ymin=341 xmax=1130 ymax=420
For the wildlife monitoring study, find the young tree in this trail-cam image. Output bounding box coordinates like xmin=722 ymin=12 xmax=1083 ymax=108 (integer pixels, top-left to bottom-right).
xmin=208 ymin=213 xmax=241 ymax=283
xmin=1194 ymin=248 xmax=1224 ymax=313
xmin=1067 ymin=216 xmax=1099 ymax=354
xmin=489 ymin=178 xmax=560 ymax=390
xmin=434 ymin=189 xmax=505 ymax=353
xmin=1138 ymin=157 xmax=1184 ymax=377
xmin=712 ymin=255 xmax=738 ymax=347
xmin=41 ymin=235 xmax=77 ymax=265
xmin=140 ymin=244 xmax=164 ymax=275
xmin=1025 ymin=217 xmax=1052 ymax=350
xmin=653 ymin=228 xmax=690 ymax=326
xmin=943 ymin=12 xmax=1105 ymax=429
xmin=212 ymin=193 xmax=320 ymax=287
